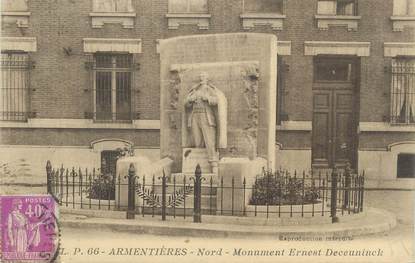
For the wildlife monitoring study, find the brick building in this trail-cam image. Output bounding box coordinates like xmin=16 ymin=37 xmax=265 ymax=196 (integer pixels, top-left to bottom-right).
xmin=1 ymin=0 xmax=414 ymax=184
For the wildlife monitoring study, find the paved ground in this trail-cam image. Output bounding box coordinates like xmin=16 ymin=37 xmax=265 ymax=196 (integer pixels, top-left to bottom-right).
xmin=57 ymin=189 xmax=414 ymax=263
xmin=0 ymin=185 xmax=413 ymax=262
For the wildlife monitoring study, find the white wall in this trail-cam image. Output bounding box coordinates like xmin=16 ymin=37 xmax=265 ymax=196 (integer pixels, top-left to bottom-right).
xmin=0 ymin=145 xmax=160 ymax=184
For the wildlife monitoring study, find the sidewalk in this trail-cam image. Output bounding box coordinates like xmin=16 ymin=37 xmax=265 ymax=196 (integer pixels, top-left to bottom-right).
xmin=60 ymin=207 xmax=396 ymax=239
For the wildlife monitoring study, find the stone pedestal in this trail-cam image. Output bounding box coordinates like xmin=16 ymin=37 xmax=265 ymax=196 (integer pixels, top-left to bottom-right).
xmin=182 ymin=148 xmax=212 ymax=174
xmin=216 ymin=157 xmax=267 ymax=215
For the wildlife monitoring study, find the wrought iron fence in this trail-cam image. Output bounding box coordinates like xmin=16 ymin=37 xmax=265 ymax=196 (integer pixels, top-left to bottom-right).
xmin=46 ymin=161 xmax=365 ymax=224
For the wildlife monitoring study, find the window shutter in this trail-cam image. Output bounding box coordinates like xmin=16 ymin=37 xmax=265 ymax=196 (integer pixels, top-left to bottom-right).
xmin=317 ymin=1 xmax=336 ymax=15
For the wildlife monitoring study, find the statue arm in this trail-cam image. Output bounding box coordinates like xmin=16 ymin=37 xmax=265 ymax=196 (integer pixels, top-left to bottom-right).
xmin=184 ymin=91 xmax=196 ymax=107
xmin=206 ymin=87 xmax=218 ymax=105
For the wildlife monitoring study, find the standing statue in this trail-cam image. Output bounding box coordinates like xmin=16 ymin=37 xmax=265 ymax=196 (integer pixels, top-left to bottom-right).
xmin=183 ymin=72 xmax=227 ymax=173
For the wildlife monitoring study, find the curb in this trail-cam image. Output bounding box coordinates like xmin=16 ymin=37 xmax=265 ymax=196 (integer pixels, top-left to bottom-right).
xmin=59 ymin=207 xmax=397 ymax=239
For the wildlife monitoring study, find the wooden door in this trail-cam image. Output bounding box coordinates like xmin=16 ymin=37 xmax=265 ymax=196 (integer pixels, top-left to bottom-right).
xmin=312 ymin=57 xmax=358 ymax=169
xmin=312 ymin=88 xmax=356 ymax=168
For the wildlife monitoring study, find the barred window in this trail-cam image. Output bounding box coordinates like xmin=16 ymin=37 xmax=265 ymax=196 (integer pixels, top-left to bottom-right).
xmin=317 ymin=0 xmax=358 ymax=16
xmin=0 ymin=53 xmax=30 ymax=121
xmin=391 ymin=58 xmax=415 ymax=124
xmin=93 ymin=53 xmax=133 ymax=122
xmin=168 ymin=0 xmax=208 ymax=13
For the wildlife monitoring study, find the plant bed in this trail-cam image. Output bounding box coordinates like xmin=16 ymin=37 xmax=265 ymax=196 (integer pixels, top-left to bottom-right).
xmin=249 ymin=170 xmax=320 ymax=206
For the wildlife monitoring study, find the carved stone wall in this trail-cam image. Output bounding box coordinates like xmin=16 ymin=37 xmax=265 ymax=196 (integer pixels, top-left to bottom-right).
xmin=159 ymin=33 xmax=277 ymax=172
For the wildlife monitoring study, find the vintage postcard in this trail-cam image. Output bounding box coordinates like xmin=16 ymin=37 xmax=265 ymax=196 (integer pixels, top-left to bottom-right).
xmin=0 ymin=0 xmax=414 ymax=262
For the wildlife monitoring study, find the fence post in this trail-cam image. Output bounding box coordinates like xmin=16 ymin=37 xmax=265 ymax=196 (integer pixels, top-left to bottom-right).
xmin=126 ymin=163 xmax=136 ymax=219
xmin=46 ymin=161 xmax=52 ymax=195
xmin=193 ymin=164 xmax=202 ymax=223
xmin=161 ymin=170 xmax=167 ymax=221
xmin=343 ymin=162 xmax=352 ymax=209
xmin=330 ymin=168 xmax=339 ymax=223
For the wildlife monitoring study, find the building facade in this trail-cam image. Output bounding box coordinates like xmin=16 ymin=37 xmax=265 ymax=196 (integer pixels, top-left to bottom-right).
xmin=1 ymin=0 xmax=414 ymax=184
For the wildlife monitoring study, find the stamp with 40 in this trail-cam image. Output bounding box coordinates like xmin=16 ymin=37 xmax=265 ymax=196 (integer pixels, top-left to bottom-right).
xmin=0 ymin=195 xmax=59 ymax=262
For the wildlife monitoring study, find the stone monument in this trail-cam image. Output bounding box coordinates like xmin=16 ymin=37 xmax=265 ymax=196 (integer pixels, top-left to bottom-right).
xmin=117 ymin=33 xmax=278 ymax=214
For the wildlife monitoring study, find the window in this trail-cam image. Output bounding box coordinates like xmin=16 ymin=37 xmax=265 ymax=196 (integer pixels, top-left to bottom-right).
xmin=93 ymin=53 xmax=133 ymax=122
xmin=101 ymin=150 xmax=119 ymax=176
xmin=391 ymin=58 xmax=415 ymax=124
xmin=243 ymin=0 xmax=283 ymax=14
xmin=314 ymin=57 xmax=356 ymax=82
xmin=92 ymin=0 xmax=133 ymax=12
xmin=0 ymin=53 xmax=30 ymax=121
xmin=317 ymin=0 xmax=357 ymax=16
xmin=397 ymin=153 xmax=415 ymax=178
xmin=393 ymin=0 xmax=415 ymax=16
xmin=1 ymin=0 xmax=30 ymax=28
xmin=168 ymin=0 xmax=208 ymax=13
xmin=2 ymin=0 xmax=28 ymax=12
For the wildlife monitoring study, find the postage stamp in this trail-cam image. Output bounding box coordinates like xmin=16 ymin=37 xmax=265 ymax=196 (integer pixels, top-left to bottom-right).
xmin=0 ymin=195 xmax=59 ymax=262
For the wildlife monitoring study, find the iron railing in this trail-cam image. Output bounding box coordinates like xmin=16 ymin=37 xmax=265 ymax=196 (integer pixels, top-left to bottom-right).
xmin=46 ymin=161 xmax=365 ymax=223
xmin=391 ymin=58 xmax=415 ymax=124
xmin=0 ymin=53 xmax=31 ymax=121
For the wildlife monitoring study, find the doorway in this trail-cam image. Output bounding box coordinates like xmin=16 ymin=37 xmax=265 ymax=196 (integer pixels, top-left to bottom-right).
xmin=312 ymin=56 xmax=359 ymax=169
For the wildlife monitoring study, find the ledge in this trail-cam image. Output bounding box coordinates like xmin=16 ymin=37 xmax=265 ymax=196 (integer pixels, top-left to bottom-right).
xmin=240 ymin=13 xmax=286 ymax=30
xmin=165 ymin=13 xmax=211 ymax=30
xmin=89 ymin=12 xmax=136 ymax=28
xmin=83 ymin=38 xmax=142 ymax=53
xmin=304 ymin=41 xmax=370 ymax=56
xmin=384 ymin=42 xmax=415 ymax=57
xmin=277 ymin=121 xmax=312 ymax=131
xmin=156 ymin=39 xmax=291 ymax=55
xmin=390 ymin=16 xmax=415 ymax=31
xmin=0 ymin=37 xmax=37 ymax=52
xmin=359 ymin=122 xmax=415 ymax=132
xmin=0 ymin=119 xmax=160 ymax=130
xmin=1 ymin=11 xmax=30 ymax=28
xmin=315 ymin=15 xmax=361 ymax=31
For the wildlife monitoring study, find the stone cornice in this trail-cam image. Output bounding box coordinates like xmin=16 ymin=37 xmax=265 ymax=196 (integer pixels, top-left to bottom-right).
xmin=0 ymin=37 xmax=37 ymax=52
xmin=240 ymin=13 xmax=286 ymax=30
xmin=384 ymin=42 xmax=415 ymax=57
xmin=0 ymin=119 xmax=160 ymax=130
xmin=165 ymin=13 xmax=211 ymax=30
xmin=83 ymin=38 xmax=142 ymax=53
xmin=315 ymin=15 xmax=361 ymax=31
xmin=304 ymin=41 xmax=370 ymax=56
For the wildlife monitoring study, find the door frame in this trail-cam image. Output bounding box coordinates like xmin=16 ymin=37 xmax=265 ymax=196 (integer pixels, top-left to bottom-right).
xmin=311 ymin=56 xmax=360 ymax=170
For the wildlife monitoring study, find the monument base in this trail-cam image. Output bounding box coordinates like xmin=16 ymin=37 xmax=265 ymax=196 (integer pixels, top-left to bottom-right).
xmin=116 ymin=156 xmax=173 ymax=209
xmin=217 ymin=157 xmax=267 ymax=215
xmin=182 ymin=147 xmax=218 ymax=174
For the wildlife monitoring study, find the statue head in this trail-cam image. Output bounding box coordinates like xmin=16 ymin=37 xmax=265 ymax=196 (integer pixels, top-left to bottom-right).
xmin=199 ymin=72 xmax=209 ymax=85
xmin=12 ymin=199 xmax=23 ymax=211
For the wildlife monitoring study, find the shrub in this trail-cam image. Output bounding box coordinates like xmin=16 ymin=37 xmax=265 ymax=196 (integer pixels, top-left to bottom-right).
xmin=249 ymin=170 xmax=319 ymax=205
xmin=87 ymin=173 xmax=115 ymax=200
